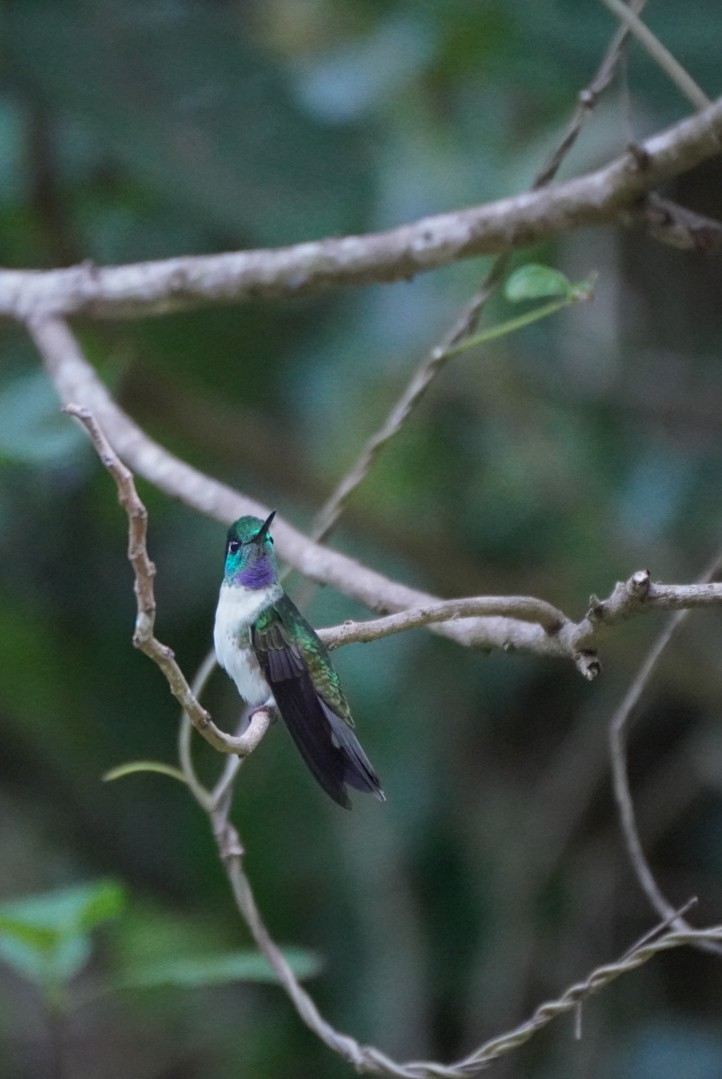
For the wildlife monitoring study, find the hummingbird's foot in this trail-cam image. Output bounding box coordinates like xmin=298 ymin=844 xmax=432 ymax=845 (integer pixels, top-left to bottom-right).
xmin=251 ymin=702 xmax=278 ymax=725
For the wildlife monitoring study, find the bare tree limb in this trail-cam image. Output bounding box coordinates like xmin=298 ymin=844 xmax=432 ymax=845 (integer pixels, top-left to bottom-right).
xmin=35 ymin=319 xmax=722 ymax=686
xmin=30 ymin=315 xmax=591 ymax=663
xmin=4 ymin=98 xmax=722 ymax=323
xmin=322 ymin=574 xmax=722 ymax=652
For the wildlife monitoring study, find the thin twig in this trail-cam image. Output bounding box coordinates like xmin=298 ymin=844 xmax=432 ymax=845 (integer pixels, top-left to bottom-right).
xmin=178 ymin=648 xmax=217 ymax=811
xmin=609 ymin=544 xmax=722 ymax=955
xmin=324 ymin=595 xmax=566 ymax=645
xmin=62 ymin=402 xmax=272 ymax=759
xmin=533 ymin=0 xmax=648 ymax=187
xmin=600 ymin=0 xmax=711 ymax=112
xmin=213 ymin=812 xmax=722 ymax=1079
xmin=310 ymin=3 xmax=647 ymax=546
xmin=619 ymin=896 xmax=698 ymax=961
xmin=309 ymin=257 xmax=510 ymax=546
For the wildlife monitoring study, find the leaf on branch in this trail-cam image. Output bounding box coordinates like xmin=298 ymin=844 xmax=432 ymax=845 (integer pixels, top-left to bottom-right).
xmin=103 ymin=760 xmax=189 ymax=785
xmin=504 ymin=263 xmax=578 ymax=302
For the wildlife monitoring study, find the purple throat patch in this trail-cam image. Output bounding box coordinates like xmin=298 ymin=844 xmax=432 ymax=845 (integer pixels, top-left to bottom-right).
xmin=235 ymin=556 xmax=275 ymax=589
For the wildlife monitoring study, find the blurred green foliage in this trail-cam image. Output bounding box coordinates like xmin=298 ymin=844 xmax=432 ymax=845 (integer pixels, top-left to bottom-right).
xmin=1 ymin=1 xmax=722 ymax=1076
xmin=0 ymin=880 xmax=125 ymax=991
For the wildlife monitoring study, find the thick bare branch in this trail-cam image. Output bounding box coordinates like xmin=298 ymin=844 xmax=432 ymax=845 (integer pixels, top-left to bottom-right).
xmin=4 ymin=98 xmax=722 ymax=323
xmin=31 ymin=315 xmax=588 ymax=663
xmin=41 ymin=325 xmax=722 ymax=685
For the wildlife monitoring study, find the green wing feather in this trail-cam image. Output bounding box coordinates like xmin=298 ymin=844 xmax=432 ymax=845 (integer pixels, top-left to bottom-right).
xmin=252 ymin=596 xmax=383 ymax=808
xmin=254 ymin=597 xmax=354 ymax=724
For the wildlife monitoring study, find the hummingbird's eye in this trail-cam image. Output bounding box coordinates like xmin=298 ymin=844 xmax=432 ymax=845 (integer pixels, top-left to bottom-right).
xmin=227 ymin=539 xmax=240 ymax=555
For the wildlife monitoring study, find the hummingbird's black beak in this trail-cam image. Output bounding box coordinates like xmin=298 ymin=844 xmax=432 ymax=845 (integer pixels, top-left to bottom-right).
xmin=254 ymin=510 xmax=277 ymax=545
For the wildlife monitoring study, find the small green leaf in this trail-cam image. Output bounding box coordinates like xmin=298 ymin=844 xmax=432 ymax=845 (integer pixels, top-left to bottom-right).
xmin=0 ymin=880 xmax=126 ymax=988
xmin=117 ymin=948 xmax=322 ymax=990
xmin=103 ymin=760 xmax=188 ymax=785
xmin=0 ymin=880 xmax=125 ymax=937
xmin=504 ymin=264 xmax=574 ymax=302
xmin=0 ymin=915 xmax=59 ymax=952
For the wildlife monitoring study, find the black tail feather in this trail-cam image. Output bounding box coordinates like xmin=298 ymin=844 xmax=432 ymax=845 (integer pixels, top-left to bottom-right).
xmin=271 ymin=678 xmax=384 ymax=809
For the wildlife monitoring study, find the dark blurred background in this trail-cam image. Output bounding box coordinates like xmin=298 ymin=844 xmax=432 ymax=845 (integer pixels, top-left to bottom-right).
xmin=1 ymin=1 xmax=722 ymax=1076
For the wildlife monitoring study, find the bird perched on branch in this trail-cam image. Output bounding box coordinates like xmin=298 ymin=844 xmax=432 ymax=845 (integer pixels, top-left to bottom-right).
xmin=213 ymin=511 xmax=384 ymax=808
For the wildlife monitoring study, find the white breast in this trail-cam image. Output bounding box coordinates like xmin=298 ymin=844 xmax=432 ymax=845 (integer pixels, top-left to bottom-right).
xmin=213 ymin=583 xmax=282 ymax=707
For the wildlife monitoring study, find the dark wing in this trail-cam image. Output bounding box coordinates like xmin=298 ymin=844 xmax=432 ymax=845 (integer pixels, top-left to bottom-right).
xmin=252 ymin=597 xmax=384 ymax=809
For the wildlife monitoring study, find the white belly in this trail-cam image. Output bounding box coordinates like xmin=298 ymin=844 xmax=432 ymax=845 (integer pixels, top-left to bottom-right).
xmin=213 ymin=583 xmax=282 ymax=707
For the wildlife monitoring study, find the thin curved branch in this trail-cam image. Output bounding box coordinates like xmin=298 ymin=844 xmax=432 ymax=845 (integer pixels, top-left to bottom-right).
xmin=37 ymin=320 xmax=722 ymax=684
xmin=63 ymin=402 xmax=272 ymax=759
xmin=30 ymin=316 xmax=593 ymax=663
xmin=533 ymin=0 xmax=648 ymax=188
xmin=4 ymin=98 xmax=722 ymax=322
xmin=609 ymin=546 xmax=722 ymax=955
xmin=321 ymin=573 xmax=722 ymax=672
xmin=216 ymin=803 xmax=722 ymax=1079
xmin=309 ymin=258 xmax=511 ymax=547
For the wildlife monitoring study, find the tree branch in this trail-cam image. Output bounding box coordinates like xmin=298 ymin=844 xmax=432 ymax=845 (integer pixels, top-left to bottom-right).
xmin=62 ymin=401 xmax=272 ymax=758
xmin=40 ymin=323 xmax=722 ymax=687
xmin=215 ymin=801 xmax=722 ymax=1079
xmin=308 ymin=0 xmax=647 ymax=548
xmin=609 ymin=547 xmax=722 ymax=956
xmin=63 ymin=404 xmax=722 ymax=1075
xmin=29 ymin=315 xmax=592 ymax=663
xmin=600 ymin=0 xmax=711 ymax=111
xmin=4 ymin=98 xmax=722 ymax=322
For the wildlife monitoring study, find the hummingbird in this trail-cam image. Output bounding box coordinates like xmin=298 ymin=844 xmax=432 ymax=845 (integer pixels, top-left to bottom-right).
xmin=213 ymin=511 xmax=385 ymax=809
